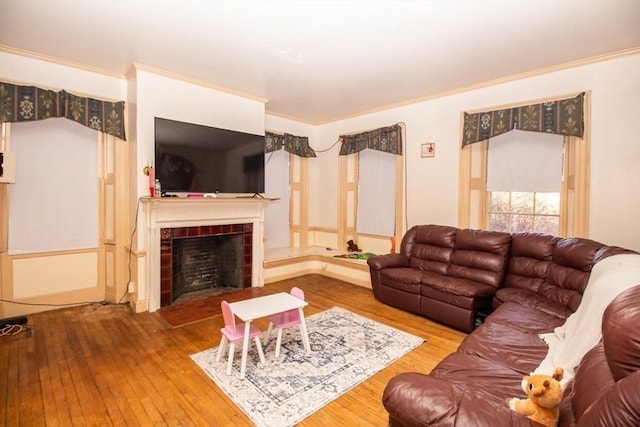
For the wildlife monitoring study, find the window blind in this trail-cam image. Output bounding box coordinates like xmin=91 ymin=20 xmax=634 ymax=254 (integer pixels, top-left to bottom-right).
xmin=357 ymin=148 xmax=396 ymax=236
xmin=487 ymin=130 xmax=563 ymax=192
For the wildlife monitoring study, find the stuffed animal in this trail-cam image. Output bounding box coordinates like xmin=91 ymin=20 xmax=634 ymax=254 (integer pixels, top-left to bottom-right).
xmin=506 ymin=367 xmax=564 ymax=427
xmin=346 ymin=239 xmax=362 ymax=252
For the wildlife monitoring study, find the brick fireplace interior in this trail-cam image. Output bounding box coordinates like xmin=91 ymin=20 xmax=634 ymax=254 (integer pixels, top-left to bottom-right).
xmin=159 ymin=224 xmax=253 ymax=306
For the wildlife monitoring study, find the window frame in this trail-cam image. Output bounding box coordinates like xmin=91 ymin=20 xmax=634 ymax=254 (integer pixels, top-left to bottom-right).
xmin=337 ymin=125 xmax=405 ymax=252
xmin=487 ymin=190 xmax=561 ymax=235
xmin=458 ymin=93 xmax=590 ymax=237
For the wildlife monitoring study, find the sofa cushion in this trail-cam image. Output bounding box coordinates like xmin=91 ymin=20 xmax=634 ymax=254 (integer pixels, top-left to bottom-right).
xmin=419 ymin=283 xmax=488 ymax=311
xmin=601 ymin=284 xmax=640 ymax=380
xmin=570 ymin=285 xmax=640 ymax=424
xmin=421 ymin=275 xmax=497 ymax=299
xmin=430 ymin=352 xmax=525 ymax=397
xmin=380 ymin=268 xmax=442 ymax=294
xmin=494 ymin=287 xmax=573 ymax=318
xmin=484 ymin=301 xmax=565 ymax=333
xmin=575 ymin=371 xmax=640 ymax=427
xmin=457 ymin=321 xmax=549 ymax=374
xmin=384 ymin=372 xmax=534 ymax=427
xmin=448 ymin=228 xmax=511 ymax=288
xmin=540 ymin=238 xmax=607 ymax=312
xmin=406 ymin=224 xmax=457 ymax=274
xmin=502 ymin=232 xmax=558 ymax=293
xmin=571 ymin=344 xmax=612 ymax=421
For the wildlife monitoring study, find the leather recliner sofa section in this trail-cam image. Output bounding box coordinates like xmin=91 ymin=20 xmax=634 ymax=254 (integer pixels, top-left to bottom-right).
xmin=382 ymin=284 xmax=640 ymax=427
xmin=367 ymin=225 xmax=628 ymax=332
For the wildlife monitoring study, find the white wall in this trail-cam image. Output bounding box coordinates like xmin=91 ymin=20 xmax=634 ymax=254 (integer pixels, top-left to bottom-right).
xmin=132 ymin=69 xmax=266 ymax=200
xmin=310 ymin=53 xmax=640 ymax=251
xmin=0 ymin=51 xmax=126 ymax=100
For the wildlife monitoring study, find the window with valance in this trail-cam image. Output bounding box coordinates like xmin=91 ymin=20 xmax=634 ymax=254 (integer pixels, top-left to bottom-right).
xmin=265 ymin=131 xmax=316 ymax=157
xmin=264 ymin=130 xmax=315 ymax=250
xmin=337 ymin=123 xmax=404 ymax=247
xmin=458 ymin=92 xmax=590 ymax=238
xmin=461 ymin=92 xmax=584 ymax=146
xmin=339 ymin=123 xmax=402 ymax=155
xmin=0 ymin=81 xmax=126 ymax=140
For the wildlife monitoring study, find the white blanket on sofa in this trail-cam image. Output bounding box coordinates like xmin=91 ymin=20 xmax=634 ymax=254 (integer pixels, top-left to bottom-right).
xmin=534 ymin=253 xmax=640 ymax=388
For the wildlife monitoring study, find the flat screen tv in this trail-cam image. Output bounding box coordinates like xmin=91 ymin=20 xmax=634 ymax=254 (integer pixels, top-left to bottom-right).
xmin=154 ymin=117 xmax=265 ymax=195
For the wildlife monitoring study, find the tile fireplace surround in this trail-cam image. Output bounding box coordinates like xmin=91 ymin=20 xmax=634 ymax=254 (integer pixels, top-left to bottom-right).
xmin=137 ymin=197 xmax=272 ymax=313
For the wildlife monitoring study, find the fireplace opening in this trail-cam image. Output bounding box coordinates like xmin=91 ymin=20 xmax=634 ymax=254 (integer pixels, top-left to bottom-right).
xmin=172 ymin=234 xmax=243 ymax=302
xmin=160 ymin=224 xmax=253 ymax=306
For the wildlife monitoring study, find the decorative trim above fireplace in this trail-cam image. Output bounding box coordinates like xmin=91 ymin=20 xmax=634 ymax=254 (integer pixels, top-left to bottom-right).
xmin=137 ymin=197 xmax=272 ymax=312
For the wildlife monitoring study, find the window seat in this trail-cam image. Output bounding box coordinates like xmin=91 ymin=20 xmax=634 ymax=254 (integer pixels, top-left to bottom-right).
xmin=264 ymin=246 xmax=372 ymax=288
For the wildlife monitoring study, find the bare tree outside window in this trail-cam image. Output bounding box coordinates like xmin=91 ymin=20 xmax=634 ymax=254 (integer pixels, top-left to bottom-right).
xmin=488 ymin=192 xmax=560 ymax=235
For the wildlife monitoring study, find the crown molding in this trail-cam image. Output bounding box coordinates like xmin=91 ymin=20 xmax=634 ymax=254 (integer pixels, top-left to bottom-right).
xmin=129 ymin=62 xmax=269 ymax=104
xmin=0 ymin=45 xmax=125 ymax=79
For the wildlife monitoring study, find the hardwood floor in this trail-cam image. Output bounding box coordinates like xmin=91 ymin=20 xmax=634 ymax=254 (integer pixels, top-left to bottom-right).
xmin=0 ymin=274 xmax=466 ymax=426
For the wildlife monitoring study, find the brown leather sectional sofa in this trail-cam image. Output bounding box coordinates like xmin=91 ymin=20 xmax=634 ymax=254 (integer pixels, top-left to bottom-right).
xmin=367 ymin=225 xmax=629 ymax=332
xmin=367 ymin=225 xmax=639 ymax=426
xmin=382 ymin=284 xmax=640 ymax=426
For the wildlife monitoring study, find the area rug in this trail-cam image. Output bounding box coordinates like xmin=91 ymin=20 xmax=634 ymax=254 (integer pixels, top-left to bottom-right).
xmin=190 ymin=306 xmax=424 ymax=427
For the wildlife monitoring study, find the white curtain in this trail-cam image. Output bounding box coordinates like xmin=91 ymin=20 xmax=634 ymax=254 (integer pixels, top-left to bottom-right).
xmin=357 ymin=149 xmax=395 ymax=236
xmin=9 ymin=118 xmax=99 ymax=254
xmin=487 ymin=130 xmax=563 ymax=192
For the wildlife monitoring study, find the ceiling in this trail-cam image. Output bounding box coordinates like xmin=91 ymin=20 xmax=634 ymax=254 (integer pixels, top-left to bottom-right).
xmin=1 ymin=0 xmax=639 ymax=124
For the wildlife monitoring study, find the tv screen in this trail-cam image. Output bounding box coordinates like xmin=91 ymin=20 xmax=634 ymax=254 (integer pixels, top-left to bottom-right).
xmin=154 ymin=117 xmax=265 ymax=195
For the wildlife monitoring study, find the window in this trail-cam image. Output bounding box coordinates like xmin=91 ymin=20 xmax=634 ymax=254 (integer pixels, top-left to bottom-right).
xmin=356 ymin=148 xmax=396 ymax=236
xmin=486 ymin=129 xmax=563 ymax=235
xmin=458 ymin=94 xmax=590 ymax=238
xmin=8 ymin=118 xmax=99 ymax=254
xmin=337 ymin=125 xmax=405 ymax=252
xmin=264 ymin=148 xmax=290 ymax=249
xmin=488 ymin=191 xmax=560 ymax=234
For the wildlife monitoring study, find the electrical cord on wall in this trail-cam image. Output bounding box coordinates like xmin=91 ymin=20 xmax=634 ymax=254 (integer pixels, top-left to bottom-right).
xmin=119 ymin=196 xmax=141 ymax=304
xmin=313 ymin=138 xmax=341 ymax=154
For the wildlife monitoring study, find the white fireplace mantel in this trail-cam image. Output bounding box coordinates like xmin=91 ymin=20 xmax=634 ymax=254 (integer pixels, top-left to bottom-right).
xmin=136 ymin=197 xmax=272 ymax=312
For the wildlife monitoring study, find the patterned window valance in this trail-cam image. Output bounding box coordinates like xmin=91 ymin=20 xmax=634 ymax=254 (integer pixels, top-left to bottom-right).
xmin=339 ymin=123 xmax=402 ymax=155
xmin=265 ymin=131 xmax=316 ymax=157
xmin=462 ymin=92 xmax=584 ymax=147
xmin=0 ymin=81 xmax=126 ymax=140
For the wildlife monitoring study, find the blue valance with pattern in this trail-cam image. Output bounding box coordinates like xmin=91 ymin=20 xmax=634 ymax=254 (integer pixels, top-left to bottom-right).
xmin=462 ymin=93 xmax=584 ymax=147
xmin=265 ymin=131 xmax=316 ymax=157
xmin=0 ymin=81 xmax=126 ymax=140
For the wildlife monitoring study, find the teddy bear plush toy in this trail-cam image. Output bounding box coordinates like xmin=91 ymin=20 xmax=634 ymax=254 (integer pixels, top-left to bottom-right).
xmin=506 ymin=367 xmax=564 ymax=427
xmin=346 ymin=239 xmax=362 ymax=252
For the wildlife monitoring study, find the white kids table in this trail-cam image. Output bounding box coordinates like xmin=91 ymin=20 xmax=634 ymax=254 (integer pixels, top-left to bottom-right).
xmin=229 ymin=292 xmax=311 ymax=378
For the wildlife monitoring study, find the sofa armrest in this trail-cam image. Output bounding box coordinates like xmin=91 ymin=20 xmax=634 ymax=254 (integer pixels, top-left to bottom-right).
xmin=383 ymin=372 xmax=460 ymax=426
xmin=367 ymin=253 xmax=409 ymax=270
xmin=383 ymin=372 xmax=536 ymax=427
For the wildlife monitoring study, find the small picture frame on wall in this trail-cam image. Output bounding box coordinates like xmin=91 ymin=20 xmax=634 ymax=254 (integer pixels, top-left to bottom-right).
xmin=421 ymin=142 xmax=435 ymax=158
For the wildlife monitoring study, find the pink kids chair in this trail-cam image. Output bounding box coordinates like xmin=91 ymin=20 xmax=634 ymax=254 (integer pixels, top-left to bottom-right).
xmin=216 ymin=300 xmax=265 ymax=375
xmin=265 ymin=287 xmax=305 ymax=357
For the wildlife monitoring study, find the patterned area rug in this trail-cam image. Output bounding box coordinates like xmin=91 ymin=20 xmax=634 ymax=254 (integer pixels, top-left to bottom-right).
xmin=191 ymin=306 xmax=424 ymax=427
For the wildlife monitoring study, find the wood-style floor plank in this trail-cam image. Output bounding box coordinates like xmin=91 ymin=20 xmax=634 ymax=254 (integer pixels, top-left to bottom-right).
xmin=0 ymin=274 xmax=466 ymax=426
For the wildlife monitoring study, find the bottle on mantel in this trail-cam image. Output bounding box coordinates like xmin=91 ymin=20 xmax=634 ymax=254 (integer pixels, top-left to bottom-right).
xmin=154 ymin=179 xmax=162 ymax=198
